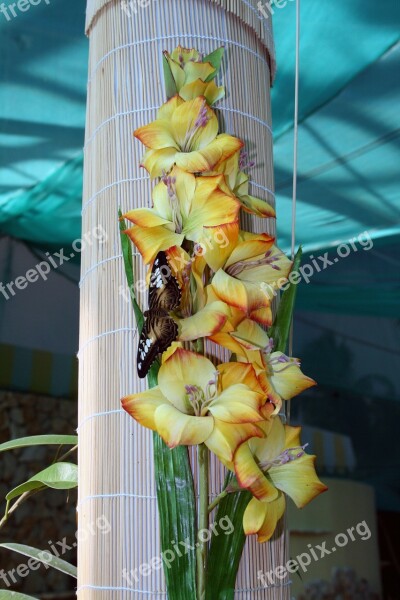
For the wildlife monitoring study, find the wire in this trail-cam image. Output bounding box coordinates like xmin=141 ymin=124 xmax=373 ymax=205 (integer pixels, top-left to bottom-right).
xmin=287 ymin=0 xmax=301 ymax=426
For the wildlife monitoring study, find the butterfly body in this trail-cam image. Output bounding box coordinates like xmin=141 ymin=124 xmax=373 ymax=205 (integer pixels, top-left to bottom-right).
xmin=137 ymin=251 xmax=181 ymax=378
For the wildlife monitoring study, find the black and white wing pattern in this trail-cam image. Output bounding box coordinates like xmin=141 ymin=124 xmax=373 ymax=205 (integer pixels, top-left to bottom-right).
xmin=137 ymin=251 xmax=181 ymax=378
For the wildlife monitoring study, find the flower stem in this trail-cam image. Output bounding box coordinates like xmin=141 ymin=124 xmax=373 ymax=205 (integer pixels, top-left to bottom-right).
xmin=197 ymin=443 xmax=209 ymax=600
xmin=208 ymin=478 xmax=244 ymax=513
xmin=208 ymin=490 xmax=228 ymax=513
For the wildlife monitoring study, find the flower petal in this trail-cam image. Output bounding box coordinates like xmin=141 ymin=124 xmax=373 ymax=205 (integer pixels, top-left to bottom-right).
xmin=239 ymin=194 xmax=276 ymax=218
xmin=200 ymin=222 xmax=239 ymax=271
xmin=175 ymin=134 xmax=243 ymax=173
xmin=140 ymin=148 xmax=179 ymax=178
xmin=224 ymin=236 xmax=274 ymax=269
xmin=234 ymin=442 xmax=278 ymax=502
xmin=123 ymin=208 xmax=172 ymax=228
xmin=248 ymin=305 xmax=273 ymax=327
xmin=177 ymin=301 xmax=228 ymax=341
xmin=125 ymin=226 xmax=184 ymax=264
xmin=174 ymin=167 xmax=197 ymax=219
xmin=269 ymin=454 xmax=328 ymax=508
xmin=121 ymin=387 xmax=166 ymax=430
xmin=158 ymin=348 xmax=216 ymax=409
xmin=183 ymin=61 xmax=216 ymax=84
xmin=206 ymin=421 xmax=264 ymax=469
xmin=242 ymin=497 xmax=268 ymax=537
xmin=230 ymin=319 xmax=270 ymax=351
xmin=284 ymin=424 xmax=302 ymax=449
xmin=180 ymin=80 xmax=225 ymax=105
xmin=235 ymin=245 xmax=292 ymax=286
xmin=243 ymin=494 xmax=286 ymax=542
xmin=186 ymin=178 xmax=240 ymax=235
xmin=154 ymin=403 xmax=214 ymax=447
xmin=157 ymin=95 xmax=184 ymax=120
xmin=269 ymin=353 xmax=316 ymax=400
xmin=152 ymin=180 xmax=173 ymax=221
xmin=208 ymin=384 xmax=263 ymax=424
xmin=134 ymin=119 xmax=178 ymax=150
xmin=217 ymin=361 xmax=264 ymax=394
xmin=172 ymin=97 xmax=218 ymax=150
xmin=212 ymin=268 xmax=249 ymax=313
xmin=249 ymin=415 xmax=286 ymax=465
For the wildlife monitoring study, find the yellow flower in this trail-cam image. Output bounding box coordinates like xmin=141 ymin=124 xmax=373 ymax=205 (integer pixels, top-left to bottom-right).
xmin=123 ymin=166 xmax=240 ymax=269
xmin=135 ymin=96 xmax=243 ymax=177
xmin=234 ymin=417 xmax=327 ymax=542
xmin=211 ymin=232 xmax=292 ymax=326
xmin=209 ymin=320 xmax=315 ymax=412
xmin=164 ymin=46 xmax=225 ymax=105
xmin=122 ymin=348 xmax=266 ymax=466
xmin=212 ymin=151 xmax=276 ymax=218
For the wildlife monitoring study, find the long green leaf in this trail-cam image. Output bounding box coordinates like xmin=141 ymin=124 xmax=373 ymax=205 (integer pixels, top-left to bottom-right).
xmin=119 ymin=224 xmax=197 ymax=599
xmin=162 ymin=53 xmax=178 ymax=99
xmin=269 ymin=246 xmax=303 ymax=352
xmin=0 ymin=543 xmax=77 ymax=578
xmin=119 ymin=211 xmax=144 ymax=331
xmin=0 ymin=435 xmax=77 ymax=453
xmin=203 ymin=48 xmax=225 ymax=82
xmin=0 ymin=592 xmax=38 ymax=599
xmin=153 ymin=432 xmax=197 ymax=600
xmin=205 ymin=473 xmax=249 ymax=600
xmin=206 ymin=247 xmax=303 ymax=599
xmin=149 ymin=366 xmax=197 ymax=600
xmin=6 ymin=463 xmax=77 ymax=502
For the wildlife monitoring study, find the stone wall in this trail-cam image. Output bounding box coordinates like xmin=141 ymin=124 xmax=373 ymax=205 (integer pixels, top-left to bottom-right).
xmin=0 ymin=390 xmax=77 ymax=598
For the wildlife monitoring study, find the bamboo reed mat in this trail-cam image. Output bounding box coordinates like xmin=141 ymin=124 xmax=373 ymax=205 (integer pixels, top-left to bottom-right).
xmin=79 ymin=0 xmax=289 ymax=598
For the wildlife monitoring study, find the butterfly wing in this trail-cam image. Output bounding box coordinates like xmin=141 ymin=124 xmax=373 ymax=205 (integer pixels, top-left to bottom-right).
xmin=137 ymin=252 xmax=181 ymax=378
xmin=137 ymin=314 xmax=178 ymax=378
xmin=148 ymin=251 xmax=181 ymax=311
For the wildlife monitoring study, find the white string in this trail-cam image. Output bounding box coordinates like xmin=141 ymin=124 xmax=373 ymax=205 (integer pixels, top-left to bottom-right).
xmin=76 ymin=585 xmax=167 ymax=595
xmin=76 ymin=408 xmax=125 ymax=432
xmin=88 ymin=34 xmax=269 ymax=83
xmin=287 ymin=0 xmax=301 ymax=387
xmin=84 ymin=107 xmax=158 ymax=148
xmin=81 ymin=177 xmax=150 ymax=214
xmin=249 ymin=180 xmax=275 ymax=197
xmin=79 ymin=254 xmax=123 ymax=287
xmin=284 ymin=1 xmax=301 ymax=592
xmin=219 ymin=106 xmax=272 ymax=133
xmin=81 ymin=177 xmax=275 ymax=216
xmin=77 ymin=327 xmax=138 ymax=358
xmin=291 ymin=0 xmax=300 ymax=262
xmin=240 ymin=0 xmax=272 ymax=29
xmin=84 ymin=105 xmax=273 ymax=149
xmin=77 ymin=493 xmax=158 ymax=507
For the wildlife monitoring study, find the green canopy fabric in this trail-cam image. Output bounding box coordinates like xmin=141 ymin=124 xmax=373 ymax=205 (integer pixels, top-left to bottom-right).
xmin=1 ymin=0 xmax=399 ymax=511
xmin=1 ymin=1 xmax=399 ymax=259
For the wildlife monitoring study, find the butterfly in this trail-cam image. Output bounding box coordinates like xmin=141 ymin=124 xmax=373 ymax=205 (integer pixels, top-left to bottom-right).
xmin=137 ymin=251 xmax=181 ymax=378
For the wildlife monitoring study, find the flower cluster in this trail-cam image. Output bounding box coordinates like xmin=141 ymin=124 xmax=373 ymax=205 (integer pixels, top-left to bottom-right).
xmin=121 ymin=46 xmax=326 ymax=543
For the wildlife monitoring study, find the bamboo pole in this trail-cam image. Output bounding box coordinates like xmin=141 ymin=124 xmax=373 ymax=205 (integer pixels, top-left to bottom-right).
xmin=78 ymin=1 xmax=289 ymax=598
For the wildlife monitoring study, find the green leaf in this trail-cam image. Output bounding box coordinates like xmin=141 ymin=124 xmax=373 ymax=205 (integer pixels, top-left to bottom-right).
xmin=119 ymin=223 xmax=196 ymax=599
xmin=162 ymin=53 xmax=178 ymax=99
xmin=0 ymin=435 xmax=78 ymax=453
xmin=269 ymin=246 xmax=303 ymax=352
xmin=151 ymin=364 xmax=197 ymax=600
xmin=205 ymin=473 xmax=250 ymax=600
xmin=0 ymin=592 xmax=39 ymax=599
xmin=206 ymin=247 xmax=303 ymax=599
xmin=6 ymin=462 xmax=78 ymax=502
xmin=119 ymin=211 xmax=144 ymax=332
xmin=203 ymin=47 xmax=225 ymax=82
xmin=0 ymin=543 xmax=77 ymax=578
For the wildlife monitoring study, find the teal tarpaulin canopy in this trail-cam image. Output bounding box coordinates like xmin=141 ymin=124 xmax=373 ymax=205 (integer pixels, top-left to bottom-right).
xmin=0 ymin=0 xmax=399 ymax=510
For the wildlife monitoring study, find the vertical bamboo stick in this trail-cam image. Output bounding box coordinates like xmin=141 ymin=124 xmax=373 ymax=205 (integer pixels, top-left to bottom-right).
xmin=79 ymin=1 xmax=288 ymax=598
